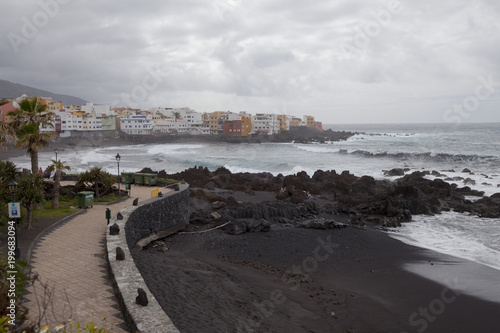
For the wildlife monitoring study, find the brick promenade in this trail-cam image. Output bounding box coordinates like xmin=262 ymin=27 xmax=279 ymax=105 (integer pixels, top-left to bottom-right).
xmin=25 ymin=183 xmax=162 ymax=332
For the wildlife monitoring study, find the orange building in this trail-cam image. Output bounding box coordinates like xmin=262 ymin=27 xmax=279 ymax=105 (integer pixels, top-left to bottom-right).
xmin=39 ymin=97 xmax=63 ymax=111
xmin=277 ymin=114 xmax=290 ymax=131
xmin=209 ymin=111 xmax=225 ymax=134
xmin=304 ymin=115 xmax=315 ymax=127
xmin=241 ymin=116 xmax=252 ymax=136
xmin=289 ymin=117 xmax=301 ymax=127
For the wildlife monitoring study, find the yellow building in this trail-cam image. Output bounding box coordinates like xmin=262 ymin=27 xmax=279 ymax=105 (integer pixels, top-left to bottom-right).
xmin=277 ymin=115 xmax=289 ymax=131
xmin=209 ymin=111 xmax=225 ymax=133
xmin=39 ymin=97 xmax=63 ymax=111
xmin=304 ymin=115 xmax=315 ymax=127
xmin=241 ymin=116 xmax=252 ymax=136
xmin=289 ymin=117 xmax=301 ymax=127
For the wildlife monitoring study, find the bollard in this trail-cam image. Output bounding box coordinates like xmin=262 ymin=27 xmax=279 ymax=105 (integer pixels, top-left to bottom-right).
xmin=106 ymin=207 xmax=111 ymax=225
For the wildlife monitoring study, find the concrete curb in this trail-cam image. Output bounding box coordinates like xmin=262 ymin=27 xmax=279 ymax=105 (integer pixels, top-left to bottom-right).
xmin=106 ymin=184 xmax=189 ymax=332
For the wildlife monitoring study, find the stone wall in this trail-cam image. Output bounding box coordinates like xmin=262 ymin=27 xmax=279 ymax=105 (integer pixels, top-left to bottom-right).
xmin=106 ymin=183 xmax=189 ymax=332
xmin=125 ymin=185 xmax=190 ymax=248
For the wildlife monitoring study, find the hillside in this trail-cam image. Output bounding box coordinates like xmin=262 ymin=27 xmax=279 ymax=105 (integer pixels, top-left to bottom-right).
xmin=0 ymin=79 xmax=87 ymax=106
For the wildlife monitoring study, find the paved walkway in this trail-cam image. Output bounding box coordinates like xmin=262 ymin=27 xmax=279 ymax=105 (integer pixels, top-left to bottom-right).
xmin=25 ymin=183 xmax=166 ymax=332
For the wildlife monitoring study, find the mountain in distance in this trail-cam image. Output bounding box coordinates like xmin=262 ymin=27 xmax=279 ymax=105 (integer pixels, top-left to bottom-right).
xmin=0 ymin=79 xmax=87 ymax=106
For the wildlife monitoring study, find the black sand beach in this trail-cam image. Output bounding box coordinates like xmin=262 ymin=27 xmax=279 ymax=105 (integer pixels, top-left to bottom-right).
xmin=133 ymin=225 xmax=500 ymax=333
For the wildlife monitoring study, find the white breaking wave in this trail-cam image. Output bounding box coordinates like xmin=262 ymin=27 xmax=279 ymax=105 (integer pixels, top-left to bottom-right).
xmin=147 ymin=144 xmax=205 ymax=155
xmin=79 ymin=150 xmax=112 ymax=165
xmin=388 ymin=212 xmax=500 ymax=272
xmin=293 ymin=144 xmax=339 ymax=154
xmin=223 ymin=165 xmax=267 ymax=174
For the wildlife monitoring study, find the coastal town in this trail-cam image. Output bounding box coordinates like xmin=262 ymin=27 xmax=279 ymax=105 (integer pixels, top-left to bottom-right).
xmin=0 ymin=94 xmax=323 ymax=137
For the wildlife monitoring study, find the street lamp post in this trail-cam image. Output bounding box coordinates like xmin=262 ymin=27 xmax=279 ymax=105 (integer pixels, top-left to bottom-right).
xmin=54 ymin=148 xmax=58 ymax=162
xmin=8 ymin=181 xmax=20 ymax=260
xmin=116 ymin=153 xmax=121 ymax=197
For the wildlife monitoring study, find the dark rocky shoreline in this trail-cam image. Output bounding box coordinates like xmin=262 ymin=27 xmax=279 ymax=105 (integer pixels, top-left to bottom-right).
xmin=138 ymin=165 xmax=500 ymax=234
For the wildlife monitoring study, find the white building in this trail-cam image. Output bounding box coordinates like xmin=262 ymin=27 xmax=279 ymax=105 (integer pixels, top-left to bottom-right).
xmin=153 ymin=119 xmax=190 ymax=134
xmin=153 ymin=118 xmax=207 ymax=135
xmin=81 ymin=102 xmax=111 ymax=115
xmin=83 ymin=115 xmax=102 ymax=131
xmin=120 ymin=115 xmax=153 ymax=135
xmin=180 ymin=109 xmax=203 ymax=125
xmin=251 ymin=113 xmax=278 ymax=135
xmin=59 ymin=112 xmax=84 ymax=134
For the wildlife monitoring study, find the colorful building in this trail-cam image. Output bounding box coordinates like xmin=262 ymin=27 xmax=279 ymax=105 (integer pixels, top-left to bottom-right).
xmin=277 ymin=114 xmax=290 ymax=132
xmin=314 ymin=121 xmax=323 ymax=132
xmin=289 ymin=117 xmax=301 ymax=127
xmin=304 ymin=115 xmax=315 ymax=128
xmin=39 ymin=97 xmax=63 ymax=111
xmin=223 ymin=120 xmax=242 ymax=135
xmin=209 ymin=111 xmax=225 ymax=134
xmin=241 ymin=116 xmax=252 ymax=136
xmin=0 ymin=101 xmax=17 ymax=125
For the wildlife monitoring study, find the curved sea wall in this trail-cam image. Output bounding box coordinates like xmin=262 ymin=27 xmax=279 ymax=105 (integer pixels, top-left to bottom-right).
xmin=106 ymin=183 xmax=190 ymax=332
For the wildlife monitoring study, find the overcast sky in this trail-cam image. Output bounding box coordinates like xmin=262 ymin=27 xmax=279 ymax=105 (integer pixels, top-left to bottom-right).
xmin=1 ymin=0 xmax=499 ymax=124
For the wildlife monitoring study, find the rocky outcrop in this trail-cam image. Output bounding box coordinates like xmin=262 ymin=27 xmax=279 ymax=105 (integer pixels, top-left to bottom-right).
xmin=296 ymin=218 xmax=348 ymax=230
xmin=222 ymin=219 xmax=271 ymax=235
xmin=151 ymin=167 xmax=500 ymax=232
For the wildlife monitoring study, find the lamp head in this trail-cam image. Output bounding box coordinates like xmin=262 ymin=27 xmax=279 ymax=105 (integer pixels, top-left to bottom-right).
xmin=115 ymin=153 xmax=121 ymax=162
xmin=8 ymin=180 xmax=18 ymax=194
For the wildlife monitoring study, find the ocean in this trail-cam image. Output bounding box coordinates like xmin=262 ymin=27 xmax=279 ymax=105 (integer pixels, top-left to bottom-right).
xmin=10 ymin=122 xmax=500 ymax=271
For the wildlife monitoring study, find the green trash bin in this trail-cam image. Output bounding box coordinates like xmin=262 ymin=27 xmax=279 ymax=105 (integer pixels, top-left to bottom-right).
xmin=134 ymin=173 xmax=145 ymax=185
xmin=121 ymin=172 xmax=135 ymax=184
xmin=143 ymin=173 xmax=158 ymax=186
xmin=77 ymin=191 xmax=94 ymax=208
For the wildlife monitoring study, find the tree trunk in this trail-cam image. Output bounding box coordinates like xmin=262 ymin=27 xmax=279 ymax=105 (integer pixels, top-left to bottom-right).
xmin=30 ymin=149 xmax=39 ymax=176
xmin=95 ymin=183 xmax=100 ymax=198
xmin=52 ymin=169 xmax=61 ymax=209
xmin=26 ymin=201 xmax=33 ymax=230
xmin=30 ymin=152 xmax=42 ymax=211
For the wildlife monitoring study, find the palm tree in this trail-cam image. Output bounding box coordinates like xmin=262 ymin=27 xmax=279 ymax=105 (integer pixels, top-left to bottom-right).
xmin=0 ymin=124 xmax=12 ymax=148
xmin=19 ymin=172 xmax=44 ymax=229
xmin=8 ymin=97 xmax=54 ymax=128
xmin=15 ymin=123 xmax=53 ymax=176
xmin=46 ymin=159 xmax=71 ymax=209
xmin=173 ymin=111 xmax=181 ymax=122
xmin=0 ymin=160 xmax=18 ymax=226
xmin=6 ymin=97 xmax=55 ymax=175
xmin=77 ymin=166 xmax=115 ymax=198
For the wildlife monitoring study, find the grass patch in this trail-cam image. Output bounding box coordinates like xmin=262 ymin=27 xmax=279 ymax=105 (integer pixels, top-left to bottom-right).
xmin=94 ymin=193 xmax=122 ymax=203
xmin=158 ymin=178 xmax=180 ymax=183
xmin=33 ymin=201 xmax=80 ymax=222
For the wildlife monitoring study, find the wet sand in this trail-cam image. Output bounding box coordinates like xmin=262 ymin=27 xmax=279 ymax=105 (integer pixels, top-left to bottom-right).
xmin=132 ymin=224 xmax=500 ymax=333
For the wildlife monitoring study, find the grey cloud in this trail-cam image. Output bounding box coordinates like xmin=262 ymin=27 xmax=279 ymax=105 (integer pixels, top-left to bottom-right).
xmin=0 ymin=0 xmax=499 ymax=123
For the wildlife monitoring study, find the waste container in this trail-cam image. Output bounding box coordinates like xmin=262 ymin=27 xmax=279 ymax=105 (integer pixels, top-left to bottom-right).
xmin=77 ymin=191 xmax=94 ymax=208
xmin=121 ymin=172 xmax=135 ymax=184
xmin=143 ymin=173 xmax=158 ymax=186
xmin=134 ymin=173 xmax=145 ymax=185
